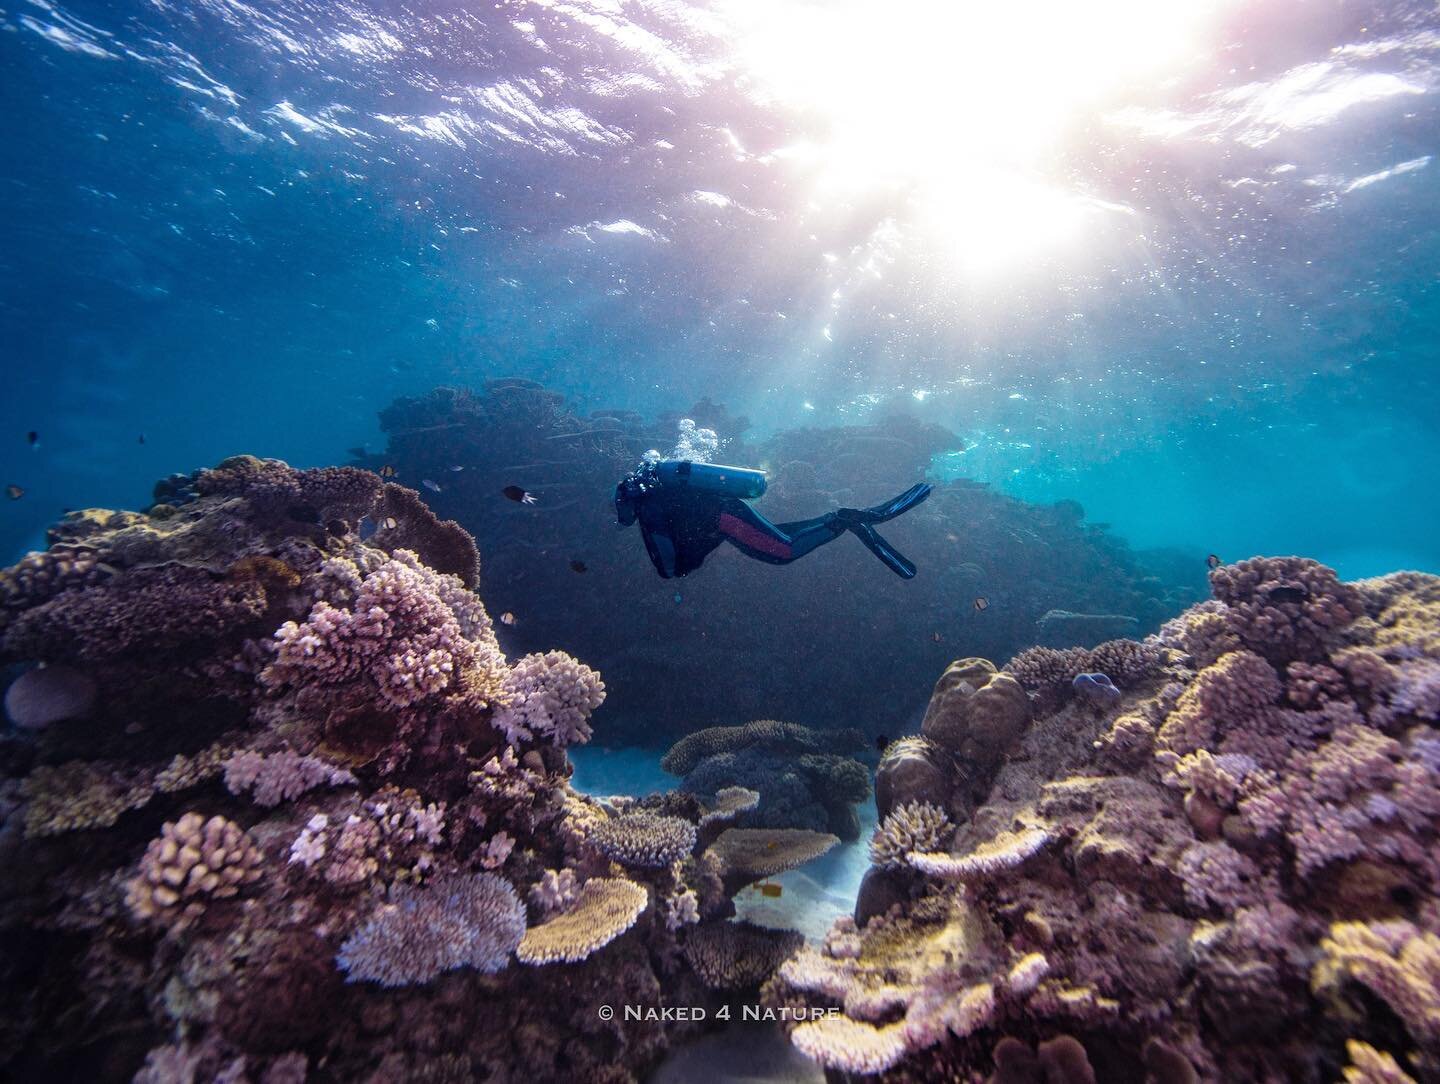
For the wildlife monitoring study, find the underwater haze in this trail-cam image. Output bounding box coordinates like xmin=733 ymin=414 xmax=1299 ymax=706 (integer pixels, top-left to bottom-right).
xmin=3 ymin=0 xmax=1440 ymax=578
xmin=9 ymin=2 xmax=1440 ymax=1083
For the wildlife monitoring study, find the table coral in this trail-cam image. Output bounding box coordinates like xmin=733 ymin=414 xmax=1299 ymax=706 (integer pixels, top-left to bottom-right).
xmin=336 ymin=872 xmax=526 ymax=986
xmin=516 ymin=877 xmax=649 ymax=964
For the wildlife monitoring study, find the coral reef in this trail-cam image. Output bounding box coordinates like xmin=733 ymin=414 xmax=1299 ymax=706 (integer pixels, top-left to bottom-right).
xmin=0 ymin=459 xmax=826 ymax=1082
xmin=353 ymin=384 xmax=1206 ymax=744
xmin=664 ymin=719 xmax=872 ymax=840
xmin=766 ymin=558 xmax=1440 ymax=1082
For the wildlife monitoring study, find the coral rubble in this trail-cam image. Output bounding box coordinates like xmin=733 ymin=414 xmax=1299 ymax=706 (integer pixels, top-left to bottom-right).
xmin=767 ymin=557 xmax=1440 ymax=1082
xmin=0 ymin=458 xmax=825 ymax=1082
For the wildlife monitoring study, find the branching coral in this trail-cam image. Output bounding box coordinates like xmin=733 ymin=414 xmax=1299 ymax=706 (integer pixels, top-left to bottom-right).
xmin=682 ymin=921 xmax=803 ymax=990
xmin=336 ymin=872 xmax=525 ymax=986
xmin=126 ymin=813 xmax=264 ymax=926
xmin=222 ymin=751 xmax=356 ymax=807
xmin=491 ymin=650 xmax=605 ymax=747
xmin=590 ymin=812 xmax=697 ymax=869
xmin=870 ymin=801 xmax=951 ymax=871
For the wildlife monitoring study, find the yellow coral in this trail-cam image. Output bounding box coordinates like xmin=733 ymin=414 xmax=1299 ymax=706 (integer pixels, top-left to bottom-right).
xmin=516 ymin=877 xmax=648 ymax=964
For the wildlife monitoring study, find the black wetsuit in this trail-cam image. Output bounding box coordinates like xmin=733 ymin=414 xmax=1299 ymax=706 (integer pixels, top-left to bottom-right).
xmin=615 ymin=460 xmax=931 ymax=579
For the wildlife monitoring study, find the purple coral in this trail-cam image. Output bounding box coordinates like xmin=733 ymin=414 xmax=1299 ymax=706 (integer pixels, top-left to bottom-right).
xmin=492 ymin=650 xmax=606 ymax=747
xmin=261 ymin=552 xmax=484 ymax=711
xmin=1210 ymin=556 xmax=1363 ymax=662
xmin=336 ymin=871 xmax=525 ymax=986
xmin=222 ymin=750 xmax=356 ymax=807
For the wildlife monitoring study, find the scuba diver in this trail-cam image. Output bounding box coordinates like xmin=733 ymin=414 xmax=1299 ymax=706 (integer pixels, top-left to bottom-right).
xmin=614 ymin=459 xmax=932 ymax=579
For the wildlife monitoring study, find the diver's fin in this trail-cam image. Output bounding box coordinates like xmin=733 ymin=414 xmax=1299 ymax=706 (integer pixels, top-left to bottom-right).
xmin=862 ymin=482 xmax=932 ymax=523
xmin=851 ymin=522 xmax=918 ymax=579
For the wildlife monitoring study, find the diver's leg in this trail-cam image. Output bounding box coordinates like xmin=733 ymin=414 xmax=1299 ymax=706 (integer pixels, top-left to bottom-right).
xmin=715 ymin=500 xmax=843 ymax=565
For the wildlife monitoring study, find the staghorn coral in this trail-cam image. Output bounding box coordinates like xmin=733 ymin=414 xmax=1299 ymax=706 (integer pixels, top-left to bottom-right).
xmin=336 ymin=872 xmax=526 ymax=986
xmin=682 ymin=921 xmax=804 ymax=989
xmin=126 ymin=813 xmax=264 ymax=926
xmin=870 ymin=801 xmax=952 ymax=871
xmin=590 ymin=812 xmax=697 ymax=869
xmin=516 ymin=877 xmax=648 ymax=964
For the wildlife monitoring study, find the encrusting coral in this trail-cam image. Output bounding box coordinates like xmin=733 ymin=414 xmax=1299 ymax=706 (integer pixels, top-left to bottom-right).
xmin=0 ymin=458 xmax=828 ymax=1082
xmin=765 ymin=557 xmax=1440 ymax=1083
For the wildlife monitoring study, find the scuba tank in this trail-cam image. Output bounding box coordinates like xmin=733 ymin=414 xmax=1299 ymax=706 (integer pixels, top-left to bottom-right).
xmin=654 ymin=460 xmax=767 ymax=499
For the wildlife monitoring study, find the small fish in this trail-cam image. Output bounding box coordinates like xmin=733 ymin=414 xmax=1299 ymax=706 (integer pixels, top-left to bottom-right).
xmin=973 ymin=596 xmax=989 ymax=612
xmin=1206 ymin=554 xmax=1222 ymax=570
xmin=500 ymin=612 xmax=517 ymax=626
xmin=569 ymin=559 xmax=588 ymax=574
xmin=6 ymin=484 xmax=23 ymax=500
xmin=382 ymin=517 xmax=398 ymax=530
xmin=931 ymin=632 xmax=942 ymax=643
xmin=673 ymin=592 xmax=682 ymax=604
xmin=502 ymin=485 xmax=537 ymax=504
xmin=758 ymin=883 xmax=783 ymax=899
xmin=26 ymin=431 xmax=38 ymax=447
xmin=765 ymin=841 xmax=778 ymax=851
xmin=379 ymin=465 xmax=397 ymax=478
xmin=1267 ymin=583 xmax=1308 ymax=604
xmin=422 ymin=479 xmax=442 ymax=493
xmin=137 ymin=433 xmax=146 ymax=445
xmin=450 ymin=464 xmax=465 ymax=472
xmin=875 ymin=734 xmax=890 ymax=753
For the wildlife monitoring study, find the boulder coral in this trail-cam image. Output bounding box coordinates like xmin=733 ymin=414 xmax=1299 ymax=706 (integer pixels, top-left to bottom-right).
xmin=767 ymin=558 xmax=1440 ymax=1083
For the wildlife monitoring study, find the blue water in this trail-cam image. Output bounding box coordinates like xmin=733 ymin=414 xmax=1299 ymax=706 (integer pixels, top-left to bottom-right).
xmin=2 ymin=0 xmax=1439 ymax=578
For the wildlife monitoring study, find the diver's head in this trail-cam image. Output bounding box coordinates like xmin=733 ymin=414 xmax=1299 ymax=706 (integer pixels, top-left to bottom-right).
xmin=614 ymin=461 xmax=659 ymax=526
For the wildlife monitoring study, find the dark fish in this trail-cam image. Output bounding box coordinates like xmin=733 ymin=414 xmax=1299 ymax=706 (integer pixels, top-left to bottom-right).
xmin=346 ymin=446 xmax=368 ymax=459
xmin=26 ymin=431 xmax=38 ymax=447
xmin=6 ymin=484 xmax=23 ymax=500
xmin=973 ymin=596 xmax=989 ymax=612
xmin=569 ymin=559 xmax=588 ymax=574
xmin=422 ymin=479 xmax=442 ymax=493
xmin=1267 ymin=583 xmax=1308 ymax=604
xmin=875 ymin=734 xmax=890 ymax=753
xmin=286 ymin=504 xmax=321 ymax=524
xmin=502 ymin=485 xmax=537 ymax=505
xmin=137 ymin=433 xmax=146 ymax=445
xmin=1206 ymin=554 xmax=1222 ymax=570
xmin=325 ymin=519 xmax=348 ymax=537
xmin=379 ymin=465 xmax=397 ymax=478
xmin=758 ymin=883 xmax=783 ymax=898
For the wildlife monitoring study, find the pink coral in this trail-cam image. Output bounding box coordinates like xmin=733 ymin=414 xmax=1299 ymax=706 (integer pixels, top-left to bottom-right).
xmin=492 ymin=650 xmax=606 ymax=747
xmin=222 ymin=750 xmax=356 ymax=807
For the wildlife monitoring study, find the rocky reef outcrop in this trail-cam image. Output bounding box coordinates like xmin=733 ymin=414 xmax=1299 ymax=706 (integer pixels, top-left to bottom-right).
xmin=0 ymin=458 xmax=837 ymax=1082
xmin=350 ymin=384 xmax=1206 ymax=744
xmin=765 ymin=557 xmax=1440 ymax=1083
